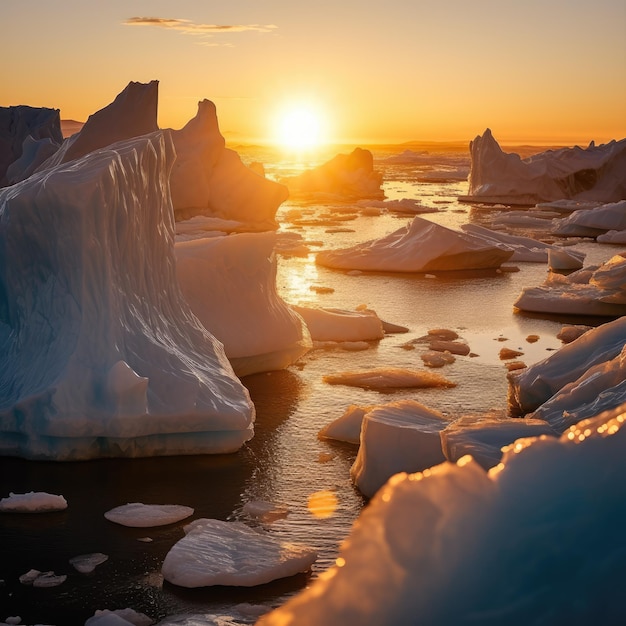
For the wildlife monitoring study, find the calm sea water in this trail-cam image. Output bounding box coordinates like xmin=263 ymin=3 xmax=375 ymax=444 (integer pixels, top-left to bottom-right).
xmin=0 ymin=143 xmax=619 ymax=625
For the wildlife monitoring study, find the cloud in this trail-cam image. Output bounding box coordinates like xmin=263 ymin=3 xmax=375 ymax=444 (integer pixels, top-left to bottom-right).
xmin=124 ymin=17 xmax=277 ymax=35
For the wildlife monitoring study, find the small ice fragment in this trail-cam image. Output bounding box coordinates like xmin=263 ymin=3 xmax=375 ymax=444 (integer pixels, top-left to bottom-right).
xmin=69 ymin=552 xmax=109 ymax=574
xmin=19 ymin=569 xmax=41 ymax=585
xmin=84 ymin=607 xmax=154 ymax=625
xmin=104 ymin=503 xmax=194 ymax=527
xmin=0 ymin=491 xmax=67 ymax=513
xmin=137 ymin=537 xmax=153 ymax=543
xmin=242 ymin=500 xmax=289 ymax=522
xmin=32 ymin=571 xmax=67 ymax=588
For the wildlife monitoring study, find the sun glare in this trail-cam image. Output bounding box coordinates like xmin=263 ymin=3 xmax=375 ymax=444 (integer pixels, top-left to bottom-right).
xmin=274 ymin=103 xmax=327 ymax=151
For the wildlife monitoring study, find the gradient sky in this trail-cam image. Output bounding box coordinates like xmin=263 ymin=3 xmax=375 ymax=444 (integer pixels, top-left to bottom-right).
xmin=2 ymin=0 xmax=625 ymax=145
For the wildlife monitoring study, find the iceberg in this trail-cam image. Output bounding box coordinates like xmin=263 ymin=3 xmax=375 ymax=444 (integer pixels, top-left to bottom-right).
xmin=162 ymin=518 xmax=317 ymax=587
xmin=175 ymin=232 xmax=311 ymax=376
xmin=465 ymin=128 xmax=626 ymax=204
xmin=169 ymin=99 xmax=288 ymax=228
xmin=0 ymin=104 xmax=63 ymax=186
xmin=0 ymin=131 xmax=255 ymax=460
xmin=316 ymin=216 xmax=514 ymax=272
xmin=514 ymin=253 xmax=626 ymax=316
xmin=258 ymin=402 xmax=626 ymax=626
xmin=280 ymin=147 xmax=383 ymax=199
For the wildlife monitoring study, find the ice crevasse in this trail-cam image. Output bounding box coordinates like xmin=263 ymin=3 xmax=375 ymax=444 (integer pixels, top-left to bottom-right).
xmin=0 ymin=131 xmax=255 ymax=460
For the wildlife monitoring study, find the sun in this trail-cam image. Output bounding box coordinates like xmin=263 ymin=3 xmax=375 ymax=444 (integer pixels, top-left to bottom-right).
xmin=274 ymin=103 xmax=327 ymax=151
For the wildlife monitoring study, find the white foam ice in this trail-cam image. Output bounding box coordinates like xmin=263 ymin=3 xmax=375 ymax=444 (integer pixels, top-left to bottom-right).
xmin=161 ymin=518 xmax=317 ymax=587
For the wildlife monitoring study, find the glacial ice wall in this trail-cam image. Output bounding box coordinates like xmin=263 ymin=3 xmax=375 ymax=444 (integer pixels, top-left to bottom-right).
xmin=0 ymin=131 xmax=255 ymax=460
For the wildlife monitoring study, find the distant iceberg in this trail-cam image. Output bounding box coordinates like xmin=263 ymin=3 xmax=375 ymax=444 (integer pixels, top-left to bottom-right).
xmin=0 ymin=131 xmax=255 ymax=460
xmin=464 ymin=128 xmax=626 ymax=205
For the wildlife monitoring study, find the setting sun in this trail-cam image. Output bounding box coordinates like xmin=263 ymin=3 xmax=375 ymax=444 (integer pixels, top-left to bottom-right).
xmin=274 ymin=103 xmax=328 ymax=150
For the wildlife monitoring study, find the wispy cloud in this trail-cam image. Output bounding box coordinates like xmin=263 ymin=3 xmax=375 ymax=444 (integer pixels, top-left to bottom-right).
xmin=124 ymin=16 xmax=277 ymax=35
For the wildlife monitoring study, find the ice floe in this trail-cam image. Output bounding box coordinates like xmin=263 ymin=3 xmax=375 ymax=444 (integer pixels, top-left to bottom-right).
xmin=69 ymin=552 xmax=109 ymax=574
xmin=323 ymin=367 xmax=456 ymax=391
xmin=0 ymin=491 xmax=67 ymax=512
xmin=291 ymin=306 xmax=384 ymax=343
xmin=162 ymin=518 xmax=317 ymax=587
xmin=316 ymin=216 xmax=513 ymax=272
xmin=104 ymin=503 xmax=194 ymax=528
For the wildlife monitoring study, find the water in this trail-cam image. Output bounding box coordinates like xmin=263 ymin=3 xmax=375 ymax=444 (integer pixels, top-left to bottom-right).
xmin=0 ymin=143 xmax=620 ymax=625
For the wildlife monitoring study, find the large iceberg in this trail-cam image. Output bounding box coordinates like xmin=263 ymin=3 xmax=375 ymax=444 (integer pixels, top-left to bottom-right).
xmin=280 ymin=147 xmax=384 ymax=199
xmin=169 ymin=99 xmax=288 ymax=228
xmin=258 ymin=402 xmax=626 ymax=626
xmin=316 ymin=216 xmax=513 ymax=272
xmin=465 ymin=128 xmax=626 ymax=204
xmin=0 ymin=105 xmax=63 ymax=186
xmin=0 ymin=131 xmax=255 ymax=460
xmin=175 ymin=232 xmax=311 ymax=376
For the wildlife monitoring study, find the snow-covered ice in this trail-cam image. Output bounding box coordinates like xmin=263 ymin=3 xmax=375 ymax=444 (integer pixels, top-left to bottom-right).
xmin=104 ymin=503 xmax=194 ymax=528
xmin=316 ymin=216 xmax=513 ymax=272
xmin=258 ymin=402 xmax=626 ymax=626
xmin=0 ymin=491 xmax=67 ymax=512
xmin=161 ymin=518 xmax=317 ymax=587
xmin=175 ymin=232 xmax=311 ymax=376
xmin=0 ymin=131 xmax=254 ymax=460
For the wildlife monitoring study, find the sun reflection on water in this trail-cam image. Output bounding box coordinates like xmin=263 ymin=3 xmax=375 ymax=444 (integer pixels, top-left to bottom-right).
xmin=307 ymin=490 xmax=339 ymax=518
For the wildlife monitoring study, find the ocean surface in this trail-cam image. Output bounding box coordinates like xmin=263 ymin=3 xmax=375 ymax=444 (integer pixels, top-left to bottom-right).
xmin=0 ymin=142 xmax=619 ymax=625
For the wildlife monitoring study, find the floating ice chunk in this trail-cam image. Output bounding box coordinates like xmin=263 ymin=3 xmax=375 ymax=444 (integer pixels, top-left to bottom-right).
xmin=0 ymin=131 xmax=255 ymax=460
xmin=258 ymin=401 xmax=626 ymax=626
xmin=323 ymin=367 xmax=455 ymax=391
xmin=104 ymin=503 xmax=194 ymax=528
xmin=514 ymin=254 xmax=626 ymax=316
xmin=597 ymin=229 xmax=626 ymax=244
xmin=292 ymin=306 xmax=384 ymax=342
xmin=318 ymin=404 xmax=373 ymax=444
xmin=351 ymin=400 xmax=449 ymax=497
xmin=441 ymin=415 xmax=556 ymax=469
xmin=508 ymin=316 xmax=626 ymax=414
xmin=84 ymin=608 xmax=154 ymax=626
xmin=69 ymin=552 xmax=109 ymax=574
xmin=19 ymin=569 xmax=66 ymax=588
xmin=462 ymin=223 xmax=585 ymax=265
xmin=356 ymin=198 xmax=439 ymax=214
xmin=465 ymin=128 xmax=626 ymax=204
xmin=241 ymin=500 xmax=289 ymax=522
xmin=316 ymin=216 xmax=513 ymax=272
xmin=175 ymin=232 xmax=311 ymax=376
xmin=547 ymin=247 xmax=585 ymax=271
xmin=552 ymin=200 xmax=626 ymax=237
xmin=161 ymin=518 xmax=317 ymax=587
xmin=0 ymin=491 xmax=67 ymax=513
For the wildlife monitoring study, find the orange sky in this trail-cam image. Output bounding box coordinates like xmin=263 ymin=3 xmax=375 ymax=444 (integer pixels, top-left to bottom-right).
xmin=1 ymin=1 xmax=625 ymax=146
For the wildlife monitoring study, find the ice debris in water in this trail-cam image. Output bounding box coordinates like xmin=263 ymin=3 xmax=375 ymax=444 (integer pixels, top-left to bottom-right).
xmin=104 ymin=503 xmax=194 ymax=528
xmin=84 ymin=607 xmax=154 ymax=625
xmin=323 ymin=367 xmax=456 ymax=390
xmin=0 ymin=491 xmax=67 ymax=513
xmin=69 ymin=552 xmax=109 ymax=574
xmin=162 ymin=518 xmax=317 ymax=588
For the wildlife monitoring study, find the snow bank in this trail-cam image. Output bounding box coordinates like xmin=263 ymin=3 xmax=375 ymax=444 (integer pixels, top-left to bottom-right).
xmin=465 ymin=128 xmax=626 ymax=204
xmin=258 ymin=402 xmax=626 ymax=626
xmin=175 ymin=232 xmax=311 ymax=376
xmin=0 ymin=131 xmax=255 ymax=460
xmin=316 ymin=216 xmax=513 ymax=272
